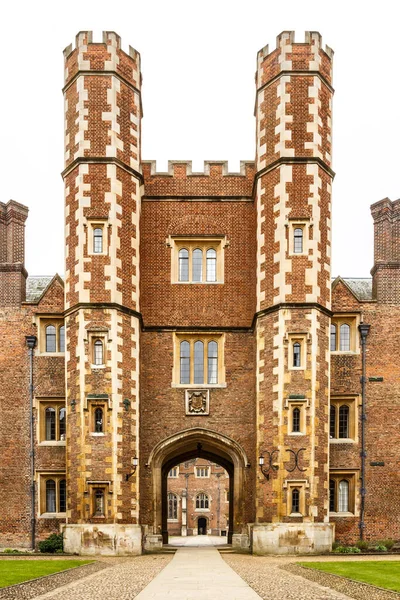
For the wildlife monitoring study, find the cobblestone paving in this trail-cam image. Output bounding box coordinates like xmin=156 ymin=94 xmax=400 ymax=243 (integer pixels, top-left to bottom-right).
xmin=28 ymin=555 xmax=173 ymax=600
xmin=223 ymin=554 xmax=400 ymax=600
xmin=223 ymin=555 xmax=352 ymax=600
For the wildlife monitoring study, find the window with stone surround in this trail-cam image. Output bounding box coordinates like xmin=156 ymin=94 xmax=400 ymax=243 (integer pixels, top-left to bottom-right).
xmin=330 ymin=397 xmax=357 ymax=442
xmin=167 ymin=492 xmax=178 ymax=520
xmin=329 ymin=472 xmax=357 ymax=515
xmin=39 ymin=473 xmax=66 ymax=516
xmin=286 ymin=398 xmax=307 ymax=436
xmin=195 ymin=492 xmax=209 ymax=509
xmin=168 ymin=467 xmax=179 ymax=478
xmin=330 ymin=315 xmax=359 ymax=353
xmin=38 ymin=400 xmax=66 ymax=444
xmin=173 ymin=334 xmax=225 ymax=387
xmin=288 ymin=220 xmax=309 ymax=256
xmin=38 ymin=318 xmax=65 ymax=354
xmin=287 ymin=334 xmax=307 ymax=371
xmin=168 ymin=236 xmax=228 ymax=284
xmin=284 ymin=479 xmax=307 ymax=516
xmin=195 ymin=466 xmax=210 ymax=478
xmin=87 ymin=219 xmax=108 ymax=256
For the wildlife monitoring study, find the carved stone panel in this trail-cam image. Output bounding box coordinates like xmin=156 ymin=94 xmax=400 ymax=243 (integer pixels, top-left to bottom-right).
xmin=185 ymin=389 xmax=210 ymax=416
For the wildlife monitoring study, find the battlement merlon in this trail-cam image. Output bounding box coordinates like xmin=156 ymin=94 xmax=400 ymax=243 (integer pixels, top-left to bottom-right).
xmin=63 ymin=30 xmax=141 ymax=91
xmin=256 ymin=30 xmax=333 ymax=90
xmin=142 ymin=160 xmax=256 ymax=178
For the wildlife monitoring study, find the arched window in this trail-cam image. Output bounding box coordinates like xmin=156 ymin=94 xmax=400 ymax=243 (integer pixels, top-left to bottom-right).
xmin=330 ymin=405 xmax=336 ymax=438
xmin=178 ymin=248 xmax=189 ymax=282
xmin=59 ymin=479 xmax=66 ymax=513
xmin=339 ymin=405 xmax=349 ymax=438
xmin=340 ymin=324 xmax=350 ymax=351
xmin=94 ymin=407 xmax=103 ymax=433
xmin=168 ymin=492 xmax=178 ymax=519
xmin=45 ymin=407 xmax=56 ymax=441
xmin=338 ymin=479 xmax=349 ymax=512
xmin=194 ymin=341 xmax=204 ymax=384
xmin=46 ymin=325 xmax=56 ymax=352
xmin=93 ymin=339 xmax=104 ymax=365
xmin=329 ymin=479 xmax=335 ymax=512
xmin=291 ymin=488 xmax=300 ymax=513
xmin=292 ymin=407 xmax=301 ymax=433
xmin=293 ymin=342 xmax=301 ymax=367
xmin=93 ymin=228 xmax=103 ymax=253
xmin=206 ymin=249 xmax=217 ymax=282
xmin=196 ymin=493 xmax=209 ymax=509
xmin=46 ymin=479 xmax=56 ymax=512
xmin=59 ymin=407 xmax=66 ymax=440
xmin=58 ymin=326 xmax=65 ymax=353
xmin=294 ymin=228 xmax=303 ymax=253
xmin=180 ymin=341 xmax=190 ymax=384
xmin=330 ymin=324 xmax=337 ymax=351
xmin=192 ymin=248 xmax=203 ymax=282
xmin=207 ymin=341 xmax=218 ymax=384
xmin=94 ymin=489 xmax=105 ymax=516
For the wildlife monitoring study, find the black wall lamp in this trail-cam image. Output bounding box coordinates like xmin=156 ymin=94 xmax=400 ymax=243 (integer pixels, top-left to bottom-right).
xmin=259 ymin=450 xmax=279 ymax=480
xmin=125 ymin=457 xmax=138 ymax=481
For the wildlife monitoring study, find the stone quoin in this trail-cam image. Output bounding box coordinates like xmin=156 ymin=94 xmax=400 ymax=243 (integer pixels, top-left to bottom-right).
xmin=0 ymin=30 xmax=399 ymax=555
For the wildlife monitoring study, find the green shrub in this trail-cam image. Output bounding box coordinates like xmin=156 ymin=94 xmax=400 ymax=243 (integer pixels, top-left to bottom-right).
xmin=355 ymin=540 xmax=369 ymax=551
xmin=377 ymin=539 xmax=395 ymax=550
xmin=374 ymin=544 xmax=387 ymax=552
xmin=38 ymin=533 xmax=63 ymax=554
xmin=3 ymin=548 xmax=21 ymax=554
xmin=334 ymin=545 xmax=361 ymax=554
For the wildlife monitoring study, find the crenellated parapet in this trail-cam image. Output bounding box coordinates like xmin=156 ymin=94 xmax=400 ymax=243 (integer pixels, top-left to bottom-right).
xmin=142 ymin=160 xmax=255 ymax=198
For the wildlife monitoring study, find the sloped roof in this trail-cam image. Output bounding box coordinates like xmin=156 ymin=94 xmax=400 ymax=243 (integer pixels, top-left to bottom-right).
xmin=26 ymin=276 xmax=55 ymax=302
xmin=333 ymin=277 xmax=373 ymax=301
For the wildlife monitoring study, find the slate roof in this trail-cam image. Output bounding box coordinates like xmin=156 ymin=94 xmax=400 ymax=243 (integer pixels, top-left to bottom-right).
xmin=338 ymin=278 xmax=373 ymax=301
xmin=26 ymin=276 xmax=54 ymax=303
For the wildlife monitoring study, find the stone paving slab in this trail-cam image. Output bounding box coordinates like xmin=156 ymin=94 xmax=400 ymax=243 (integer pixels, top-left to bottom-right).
xmin=135 ymin=547 xmax=261 ymax=599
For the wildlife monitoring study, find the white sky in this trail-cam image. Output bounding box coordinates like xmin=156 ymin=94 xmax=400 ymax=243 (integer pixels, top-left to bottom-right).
xmin=1 ymin=0 xmax=399 ymax=279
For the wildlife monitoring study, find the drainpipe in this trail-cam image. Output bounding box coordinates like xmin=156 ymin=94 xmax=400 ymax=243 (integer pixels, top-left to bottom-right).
xmin=26 ymin=335 xmax=37 ymax=550
xmin=358 ymin=323 xmax=370 ymax=541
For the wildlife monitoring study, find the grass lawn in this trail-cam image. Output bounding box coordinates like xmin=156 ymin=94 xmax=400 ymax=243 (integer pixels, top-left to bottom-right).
xmin=0 ymin=560 xmax=93 ymax=588
xmin=299 ymin=561 xmax=400 ymax=592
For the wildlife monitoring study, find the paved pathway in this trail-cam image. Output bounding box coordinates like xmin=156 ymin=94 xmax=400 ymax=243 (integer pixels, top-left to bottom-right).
xmin=168 ymin=534 xmax=227 ymax=546
xmin=135 ymin=547 xmax=261 ymax=599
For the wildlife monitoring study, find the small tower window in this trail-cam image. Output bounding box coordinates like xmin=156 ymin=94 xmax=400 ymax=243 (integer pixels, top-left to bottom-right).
xmin=46 ymin=325 xmax=56 ymax=352
xmin=59 ymin=479 xmax=66 ymax=513
xmin=338 ymin=480 xmax=349 ymax=512
xmin=330 ymin=324 xmax=337 ymax=351
xmin=93 ymin=228 xmax=103 ymax=253
xmin=340 ymin=324 xmax=350 ymax=351
xmin=293 ymin=342 xmax=301 ymax=367
xmin=329 ymin=405 xmax=336 ymax=439
xmin=338 ymin=405 xmax=349 ymax=438
xmin=180 ymin=341 xmax=190 ymax=384
xmin=291 ymin=488 xmax=300 ymax=513
xmin=292 ymin=407 xmax=301 ymax=433
xmin=207 ymin=341 xmax=218 ymax=384
xmin=293 ymin=228 xmax=303 ymax=254
xmin=46 ymin=479 xmax=56 ymax=512
xmin=59 ymin=326 xmax=65 ymax=352
xmin=168 ymin=492 xmax=178 ymax=519
xmin=178 ymin=248 xmax=189 ymax=282
xmin=94 ymin=407 xmax=103 ymax=433
xmin=192 ymin=248 xmax=203 ymax=282
xmin=93 ymin=339 xmax=104 ymax=365
xmin=194 ymin=340 xmax=204 ymax=384
xmin=45 ymin=407 xmax=56 ymax=441
xmin=206 ymin=248 xmax=217 ymax=282
xmin=59 ymin=407 xmax=66 ymax=441
xmin=94 ymin=489 xmax=105 ymax=516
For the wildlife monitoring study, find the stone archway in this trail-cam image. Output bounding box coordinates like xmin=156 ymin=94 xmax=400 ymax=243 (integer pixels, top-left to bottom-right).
xmin=145 ymin=427 xmax=249 ymax=548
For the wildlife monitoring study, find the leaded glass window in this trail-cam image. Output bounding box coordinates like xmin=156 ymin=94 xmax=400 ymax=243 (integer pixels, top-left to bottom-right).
xmin=94 ymin=339 xmax=104 ymax=365
xmin=194 ymin=341 xmax=204 ymax=384
xmin=292 ymin=407 xmax=300 ymax=433
xmin=45 ymin=407 xmax=56 ymax=441
xmin=207 ymin=341 xmax=218 ymax=384
xmin=93 ymin=228 xmax=103 ymax=253
xmin=46 ymin=325 xmax=56 ymax=352
xmin=192 ymin=248 xmax=203 ymax=282
xmin=59 ymin=479 xmax=66 ymax=513
xmin=292 ymin=488 xmax=300 ymax=513
xmin=330 ymin=324 xmax=337 ymax=351
xmin=293 ymin=342 xmax=301 ymax=367
xmin=94 ymin=407 xmax=103 ymax=433
xmin=196 ymin=493 xmax=209 ymax=509
xmin=338 ymin=479 xmax=349 ymax=512
xmin=180 ymin=341 xmax=190 ymax=384
xmin=206 ymin=249 xmax=217 ymax=282
xmin=168 ymin=492 xmax=178 ymax=519
xmin=340 ymin=324 xmax=350 ymax=351
xmin=46 ymin=479 xmax=56 ymax=512
xmin=293 ymin=228 xmax=303 ymax=253
xmin=178 ymin=248 xmax=189 ymax=282
xmin=59 ymin=407 xmax=66 ymax=440
xmin=339 ymin=405 xmax=349 ymax=438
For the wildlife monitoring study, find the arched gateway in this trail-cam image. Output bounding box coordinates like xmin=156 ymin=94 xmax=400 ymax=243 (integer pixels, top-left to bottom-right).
xmin=145 ymin=428 xmax=250 ymax=549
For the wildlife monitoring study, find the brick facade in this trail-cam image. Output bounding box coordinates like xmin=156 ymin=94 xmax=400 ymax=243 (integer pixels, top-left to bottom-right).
xmin=0 ymin=31 xmax=399 ymax=553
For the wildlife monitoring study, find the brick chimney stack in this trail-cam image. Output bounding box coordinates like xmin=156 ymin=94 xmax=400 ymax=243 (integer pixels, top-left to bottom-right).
xmin=0 ymin=200 xmax=29 ymax=306
xmin=371 ymin=198 xmax=400 ymax=303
